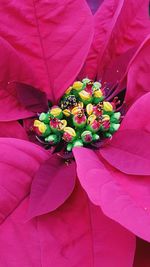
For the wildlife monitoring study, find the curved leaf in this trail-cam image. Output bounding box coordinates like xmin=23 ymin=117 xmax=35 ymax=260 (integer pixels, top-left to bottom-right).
xmin=37 ymin=182 xmax=135 ymax=267
xmin=15 ymin=82 xmax=48 ymax=113
xmin=0 ymin=138 xmax=49 ymax=224
xmin=125 ymin=36 xmax=150 ymax=107
xmin=74 ymin=147 xmax=150 ymax=242
xmin=0 ymin=1 xmax=94 ymax=102
xmin=120 ymin=92 xmax=150 ymax=133
xmin=0 ymin=38 xmax=35 ymax=121
xmin=82 ymin=0 xmax=150 ymax=82
xmin=101 ymin=93 xmax=150 ymax=175
xmin=28 ymin=155 xmax=76 ymax=219
xmin=100 ymin=129 xmax=150 ymax=176
xmin=0 ymin=121 xmax=28 ymax=140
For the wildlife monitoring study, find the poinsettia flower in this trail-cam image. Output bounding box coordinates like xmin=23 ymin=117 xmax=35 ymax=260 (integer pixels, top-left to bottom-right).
xmin=0 ymin=1 xmax=150 ymax=266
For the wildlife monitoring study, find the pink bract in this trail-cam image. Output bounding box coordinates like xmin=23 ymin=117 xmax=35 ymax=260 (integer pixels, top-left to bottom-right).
xmin=0 ymin=0 xmax=150 ymax=266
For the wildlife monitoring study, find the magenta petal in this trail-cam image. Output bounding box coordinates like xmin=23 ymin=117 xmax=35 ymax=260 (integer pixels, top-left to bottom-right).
xmin=0 ymin=138 xmax=48 ymax=223
xmin=73 ymin=147 xmax=150 ymax=241
xmin=82 ymin=0 xmax=150 ymax=80
xmin=125 ymin=36 xmax=150 ymax=107
xmin=0 ymin=1 xmax=93 ymax=101
xmin=38 ymin=182 xmax=135 ymax=267
xmin=15 ymin=82 xmax=48 ymax=113
xmin=120 ymin=92 xmax=150 ymax=132
xmin=97 ymin=0 xmax=150 ymax=81
xmin=0 ymin=37 xmax=38 ymax=121
xmin=101 ymin=46 xmax=138 ymax=86
xmin=28 ymin=156 xmax=76 ymax=219
xmin=0 ymin=83 xmax=34 ymax=121
xmin=100 ymin=129 xmax=150 ymax=175
xmin=0 ymin=121 xmax=28 ymax=140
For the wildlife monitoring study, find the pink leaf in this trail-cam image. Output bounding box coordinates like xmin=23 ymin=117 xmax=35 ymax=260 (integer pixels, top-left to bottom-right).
xmin=28 ymin=155 xmax=76 ymax=219
xmin=0 ymin=1 xmax=94 ymax=102
xmin=125 ymin=36 xmax=150 ymax=107
xmin=97 ymin=0 xmax=150 ymax=81
xmin=82 ymin=0 xmax=150 ymax=81
xmin=100 ymin=129 xmax=150 ymax=176
xmin=37 ymin=182 xmax=135 ymax=267
xmin=120 ymin=92 xmax=150 ymax=133
xmin=100 ymin=93 xmax=150 ymax=175
xmin=0 ymin=138 xmax=48 ymax=224
xmin=0 ymin=83 xmax=34 ymax=121
xmin=73 ymin=147 xmax=150 ymax=241
xmin=15 ymin=82 xmax=48 ymax=113
xmin=0 ymin=121 xmax=28 ymax=140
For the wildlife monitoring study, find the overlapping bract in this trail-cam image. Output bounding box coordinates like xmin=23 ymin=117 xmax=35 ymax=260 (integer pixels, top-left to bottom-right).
xmin=0 ymin=1 xmax=150 ymax=266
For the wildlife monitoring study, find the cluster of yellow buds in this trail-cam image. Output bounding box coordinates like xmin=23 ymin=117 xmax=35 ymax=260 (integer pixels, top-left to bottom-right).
xmin=33 ymin=78 xmax=121 ymax=152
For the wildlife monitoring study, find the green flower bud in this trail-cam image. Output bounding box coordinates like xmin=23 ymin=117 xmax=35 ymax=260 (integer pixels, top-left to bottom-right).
xmin=45 ymin=134 xmax=60 ymax=145
xmin=81 ymin=131 xmax=93 ymax=144
xmin=73 ymin=140 xmax=83 ymax=148
xmin=39 ymin=112 xmax=50 ymax=123
xmin=66 ymin=143 xmax=73 ymax=152
xmin=42 ymin=125 xmax=51 ymax=137
xmin=93 ymin=134 xmax=100 ymax=141
xmin=109 ymin=123 xmax=120 ymax=133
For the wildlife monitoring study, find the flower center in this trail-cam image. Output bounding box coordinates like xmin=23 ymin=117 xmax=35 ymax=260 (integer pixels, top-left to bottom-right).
xmin=33 ymin=78 xmax=121 ymax=153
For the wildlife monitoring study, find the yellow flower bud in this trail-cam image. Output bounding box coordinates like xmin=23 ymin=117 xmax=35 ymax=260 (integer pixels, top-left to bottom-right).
xmin=34 ymin=119 xmax=47 ymax=134
xmin=64 ymin=127 xmax=76 ymax=137
xmin=87 ymin=114 xmax=96 ymax=125
xmin=79 ymin=90 xmax=91 ymax=101
xmin=103 ymin=101 xmax=113 ymax=112
xmin=86 ymin=103 xmax=93 ymax=115
xmin=59 ymin=120 xmax=67 ymax=130
xmin=63 ymin=109 xmax=71 ymax=117
xmin=93 ymin=81 xmax=102 ymax=89
xmin=50 ymin=107 xmax=62 ymax=117
xmin=34 ymin=120 xmax=41 ymax=127
xmin=73 ymin=81 xmax=83 ymax=91
xmin=39 ymin=123 xmax=47 ymax=133
xmin=78 ymin=102 xmax=84 ymax=108
xmin=65 ymin=86 xmax=72 ymax=94
xmin=94 ymin=89 xmax=103 ymax=98
xmin=71 ymin=106 xmax=82 ymax=115
xmin=102 ymin=115 xmax=110 ymax=121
